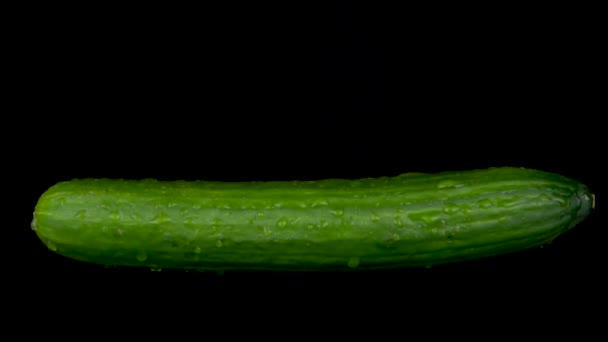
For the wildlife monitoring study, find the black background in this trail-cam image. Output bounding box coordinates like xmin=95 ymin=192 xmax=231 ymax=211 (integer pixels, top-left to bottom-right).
xmin=12 ymin=1 xmax=604 ymax=322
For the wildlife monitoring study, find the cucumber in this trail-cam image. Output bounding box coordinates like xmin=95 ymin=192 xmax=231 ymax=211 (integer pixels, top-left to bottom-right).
xmin=31 ymin=167 xmax=594 ymax=271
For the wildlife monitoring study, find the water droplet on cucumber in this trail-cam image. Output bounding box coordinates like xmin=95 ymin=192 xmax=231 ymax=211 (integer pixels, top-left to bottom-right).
xmin=153 ymin=211 xmax=171 ymax=223
xmin=409 ymin=210 xmax=442 ymax=223
xmin=394 ymin=216 xmax=402 ymax=227
xmin=108 ymin=210 xmax=121 ymax=220
xmin=477 ymin=199 xmax=493 ymax=208
xmin=47 ymin=240 xmax=57 ymax=251
xmin=136 ymin=250 xmax=147 ymax=262
xmin=437 ymin=180 xmax=464 ymax=189
xmin=312 ymin=200 xmax=328 ymax=207
xmin=347 ymin=257 xmax=360 ymax=268
xmin=276 ymin=217 xmax=288 ymax=228
xmin=443 ymin=203 xmax=461 ymax=214
xmin=496 ymin=196 xmax=522 ymax=208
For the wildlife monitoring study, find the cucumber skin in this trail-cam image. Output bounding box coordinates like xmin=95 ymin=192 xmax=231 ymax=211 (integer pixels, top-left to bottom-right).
xmin=32 ymin=167 xmax=593 ymax=271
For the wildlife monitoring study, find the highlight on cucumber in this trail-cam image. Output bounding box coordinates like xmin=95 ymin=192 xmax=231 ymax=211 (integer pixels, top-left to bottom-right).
xmin=31 ymin=167 xmax=594 ymax=271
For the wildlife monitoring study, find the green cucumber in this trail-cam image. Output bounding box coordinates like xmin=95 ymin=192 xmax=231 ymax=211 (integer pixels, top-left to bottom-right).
xmin=31 ymin=167 xmax=594 ymax=271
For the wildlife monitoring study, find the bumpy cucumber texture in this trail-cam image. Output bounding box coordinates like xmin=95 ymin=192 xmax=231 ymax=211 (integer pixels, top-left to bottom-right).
xmin=32 ymin=167 xmax=594 ymax=271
